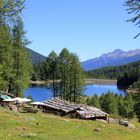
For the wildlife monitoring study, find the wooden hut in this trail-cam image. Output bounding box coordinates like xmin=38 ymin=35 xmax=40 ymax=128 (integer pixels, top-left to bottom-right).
xmin=41 ymin=98 xmax=109 ymax=120
xmin=43 ymin=98 xmax=80 ymax=115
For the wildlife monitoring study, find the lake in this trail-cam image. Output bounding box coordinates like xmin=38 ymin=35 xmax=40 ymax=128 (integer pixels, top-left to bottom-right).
xmin=24 ymin=84 xmax=126 ymax=101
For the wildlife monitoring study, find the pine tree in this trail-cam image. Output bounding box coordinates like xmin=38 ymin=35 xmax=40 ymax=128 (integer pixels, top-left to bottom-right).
xmin=69 ymin=53 xmax=85 ymax=102
xmin=48 ymin=51 xmax=58 ymax=97
xmin=31 ymin=64 xmax=40 ymax=81
xmin=125 ymin=94 xmax=135 ymax=118
xmin=117 ymin=94 xmax=125 ymax=117
xmin=133 ymin=86 xmax=140 ymax=122
xmin=0 ymin=1 xmax=31 ymax=96
xmin=11 ymin=17 xmax=32 ymax=96
xmin=135 ymin=93 xmax=140 ymax=122
xmin=117 ymin=94 xmax=134 ymax=118
xmin=87 ymin=94 xmax=100 ymax=108
xmin=38 ymin=63 xmax=45 ymax=80
xmin=100 ymin=91 xmax=118 ymax=115
xmin=0 ymin=25 xmax=13 ymax=91
xmin=59 ymin=48 xmax=71 ymax=100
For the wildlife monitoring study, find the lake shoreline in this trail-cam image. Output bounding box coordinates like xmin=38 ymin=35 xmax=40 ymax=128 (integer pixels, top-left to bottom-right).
xmin=30 ymin=79 xmax=117 ymax=85
xmin=85 ymin=79 xmax=117 ymax=85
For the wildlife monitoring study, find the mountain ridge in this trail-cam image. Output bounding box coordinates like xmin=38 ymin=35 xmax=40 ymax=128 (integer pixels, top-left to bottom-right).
xmin=25 ymin=47 xmax=140 ymax=70
xmin=81 ymin=49 xmax=140 ymax=71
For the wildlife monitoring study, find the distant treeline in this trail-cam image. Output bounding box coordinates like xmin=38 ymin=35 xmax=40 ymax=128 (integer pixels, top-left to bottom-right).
xmin=86 ymin=61 xmax=140 ymax=89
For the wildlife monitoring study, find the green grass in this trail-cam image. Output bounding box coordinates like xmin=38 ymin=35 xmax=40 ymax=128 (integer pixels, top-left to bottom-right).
xmin=0 ymin=107 xmax=140 ymax=140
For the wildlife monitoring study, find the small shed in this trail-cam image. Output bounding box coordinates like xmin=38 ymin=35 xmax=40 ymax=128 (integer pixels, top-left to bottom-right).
xmin=43 ymin=98 xmax=80 ymax=115
xmin=76 ymin=106 xmax=109 ymax=120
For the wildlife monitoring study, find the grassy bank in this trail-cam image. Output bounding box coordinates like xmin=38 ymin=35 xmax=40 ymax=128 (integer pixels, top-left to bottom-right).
xmin=0 ymin=107 xmax=140 ymax=140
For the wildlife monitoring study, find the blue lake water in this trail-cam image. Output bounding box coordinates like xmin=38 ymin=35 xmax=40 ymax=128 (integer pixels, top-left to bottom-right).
xmin=24 ymin=84 xmax=126 ymax=101
xmin=84 ymin=84 xmax=125 ymax=96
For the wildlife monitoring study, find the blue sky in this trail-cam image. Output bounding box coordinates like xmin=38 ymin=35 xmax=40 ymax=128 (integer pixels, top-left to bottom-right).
xmin=23 ymin=0 xmax=140 ymax=61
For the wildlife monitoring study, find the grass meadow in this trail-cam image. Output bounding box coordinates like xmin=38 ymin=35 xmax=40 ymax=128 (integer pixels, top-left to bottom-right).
xmin=0 ymin=107 xmax=140 ymax=140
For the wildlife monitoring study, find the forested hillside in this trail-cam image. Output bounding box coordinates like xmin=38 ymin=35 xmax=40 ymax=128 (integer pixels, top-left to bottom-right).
xmin=26 ymin=47 xmax=46 ymax=64
xmin=87 ymin=60 xmax=140 ymax=89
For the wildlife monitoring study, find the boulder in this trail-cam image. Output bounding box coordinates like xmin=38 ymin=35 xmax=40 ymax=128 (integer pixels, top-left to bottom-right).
xmin=119 ymin=120 xmax=135 ymax=129
xmin=93 ymin=128 xmax=101 ymax=132
xmin=119 ymin=120 xmax=129 ymax=126
xmin=128 ymin=124 xmax=135 ymax=129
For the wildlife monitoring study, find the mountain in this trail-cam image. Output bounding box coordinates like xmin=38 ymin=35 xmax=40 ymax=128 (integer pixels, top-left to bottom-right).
xmin=81 ymin=49 xmax=140 ymax=71
xmin=25 ymin=47 xmax=46 ymax=64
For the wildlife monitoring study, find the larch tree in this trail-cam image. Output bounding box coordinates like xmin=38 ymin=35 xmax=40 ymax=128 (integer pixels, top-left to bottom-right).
xmin=11 ymin=17 xmax=32 ymax=97
xmin=69 ymin=53 xmax=85 ymax=102
xmin=0 ymin=0 xmax=27 ymax=95
xmin=0 ymin=0 xmax=25 ymax=25
xmin=59 ymin=48 xmax=71 ymax=100
xmin=0 ymin=25 xmax=13 ymax=91
xmin=48 ymin=51 xmax=58 ymax=98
